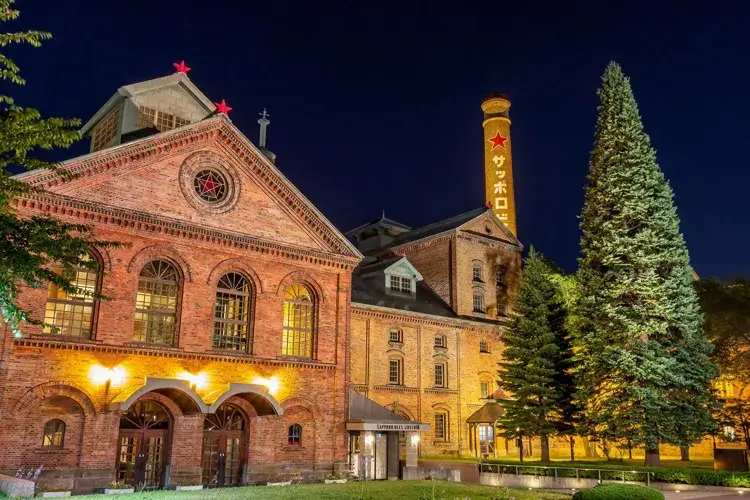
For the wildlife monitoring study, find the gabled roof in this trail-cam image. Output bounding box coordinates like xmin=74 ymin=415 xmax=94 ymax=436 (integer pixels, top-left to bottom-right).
xmin=466 ymin=400 xmax=505 ymax=423
xmin=344 ymin=214 xmax=412 ymax=237
xmin=80 ymin=73 xmax=215 ymax=135
xmin=378 ymin=207 xmax=521 ymax=252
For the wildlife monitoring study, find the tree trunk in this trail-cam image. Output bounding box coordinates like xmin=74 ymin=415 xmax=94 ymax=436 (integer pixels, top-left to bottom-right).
xmin=627 ymin=439 xmax=633 ymax=460
xmin=569 ymin=436 xmax=575 ymax=461
xmin=645 ymin=448 xmax=661 ymax=467
xmin=680 ymin=446 xmax=690 ymax=461
xmin=541 ymin=435 xmax=550 ymax=462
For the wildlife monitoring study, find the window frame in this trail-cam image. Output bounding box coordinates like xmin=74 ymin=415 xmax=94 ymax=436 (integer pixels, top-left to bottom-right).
xmin=42 ymin=419 xmax=66 ymax=449
xmin=479 ymin=340 xmax=490 ymax=353
xmin=389 ymin=357 xmax=403 ymax=385
xmin=212 ymin=272 xmax=253 ymax=352
xmin=43 ymin=251 xmax=103 ymax=340
xmin=434 ymin=334 xmax=446 ymax=348
xmin=282 ymin=283 xmax=316 ymax=358
xmin=288 ymin=423 xmax=302 ymax=447
xmin=389 ymin=275 xmax=412 ymax=294
xmin=434 ymin=412 xmax=448 ymax=441
xmin=434 ymin=362 xmax=447 ymax=388
xmin=389 ymin=328 xmax=403 ymax=343
xmin=480 ymin=381 xmax=490 ymax=399
xmin=472 ymin=290 xmax=485 ymax=313
xmin=472 ymin=262 xmax=484 ymax=282
xmin=133 ymin=259 xmax=181 ymax=346
xmin=136 ymin=105 xmax=191 ymax=132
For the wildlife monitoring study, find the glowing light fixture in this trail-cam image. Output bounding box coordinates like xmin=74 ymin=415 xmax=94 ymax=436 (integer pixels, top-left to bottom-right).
xmin=410 ymin=434 xmax=421 ymax=446
xmin=89 ymin=365 xmax=125 ymax=386
xmin=180 ymin=372 xmax=207 ymax=390
xmin=364 ymin=435 xmax=374 ymax=445
xmin=253 ymin=376 xmax=280 ymax=395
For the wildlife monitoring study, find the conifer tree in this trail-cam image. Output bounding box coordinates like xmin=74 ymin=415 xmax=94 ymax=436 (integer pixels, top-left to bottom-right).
xmin=574 ymin=62 xmax=716 ymax=466
xmin=498 ymin=248 xmax=574 ymax=462
xmin=0 ymin=0 xmax=118 ymax=335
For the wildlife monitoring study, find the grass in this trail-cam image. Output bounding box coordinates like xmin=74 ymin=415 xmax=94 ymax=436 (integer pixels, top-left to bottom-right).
xmin=62 ymin=481 xmax=570 ymax=500
xmin=419 ymin=455 xmax=714 ymax=471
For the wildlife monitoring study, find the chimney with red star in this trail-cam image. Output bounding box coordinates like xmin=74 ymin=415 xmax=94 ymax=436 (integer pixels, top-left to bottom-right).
xmin=482 ymin=94 xmax=517 ymax=237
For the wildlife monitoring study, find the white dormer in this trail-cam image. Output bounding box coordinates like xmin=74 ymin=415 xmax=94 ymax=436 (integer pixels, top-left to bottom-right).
xmin=384 ymin=257 xmax=423 ymax=296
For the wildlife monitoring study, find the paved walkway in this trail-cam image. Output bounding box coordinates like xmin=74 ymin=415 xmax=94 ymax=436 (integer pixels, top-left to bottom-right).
xmin=663 ymin=491 xmax=748 ymax=499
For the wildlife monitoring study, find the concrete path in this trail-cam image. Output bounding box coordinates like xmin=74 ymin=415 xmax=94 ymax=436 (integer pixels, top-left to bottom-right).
xmin=663 ymin=491 xmax=748 ymax=499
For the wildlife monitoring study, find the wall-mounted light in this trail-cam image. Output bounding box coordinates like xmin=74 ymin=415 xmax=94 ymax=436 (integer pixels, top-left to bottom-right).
xmin=179 ymin=372 xmax=207 ymax=390
xmin=89 ymin=365 xmax=125 ymax=387
xmin=364 ymin=434 xmax=374 ymax=445
xmin=252 ymin=376 xmax=280 ymax=396
xmin=410 ymin=434 xmax=421 ymax=446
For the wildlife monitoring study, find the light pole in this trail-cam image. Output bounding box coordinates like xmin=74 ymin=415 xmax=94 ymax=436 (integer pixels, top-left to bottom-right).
xmin=516 ymin=427 xmax=524 ymax=463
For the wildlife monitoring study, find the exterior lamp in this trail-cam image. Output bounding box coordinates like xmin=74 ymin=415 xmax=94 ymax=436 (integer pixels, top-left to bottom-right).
xmin=410 ymin=434 xmax=421 ymax=446
xmin=364 ymin=435 xmax=374 ymax=445
xmin=180 ymin=372 xmax=207 ymax=390
xmin=253 ymin=376 xmax=280 ymax=396
xmin=89 ymin=365 xmax=125 ymax=387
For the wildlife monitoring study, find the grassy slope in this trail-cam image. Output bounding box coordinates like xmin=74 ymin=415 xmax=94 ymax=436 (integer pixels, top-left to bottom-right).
xmin=61 ymin=482 xmax=570 ymax=500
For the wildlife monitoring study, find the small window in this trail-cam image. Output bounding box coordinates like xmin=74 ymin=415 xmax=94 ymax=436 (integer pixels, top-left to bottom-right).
xmin=434 ymin=412 xmax=447 ymax=440
xmin=472 ymin=263 xmax=483 ymax=282
xmin=481 ymin=381 xmax=490 ymax=398
xmin=389 ymin=328 xmax=402 ymax=343
xmin=479 ymin=341 xmax=490 ymax=353
xmin=434 ymin=363 xmax=446 ymax=387
xmin=42 ymin=419 xmax=65 ymax=449
xmin=389 ymin=275 xmax=412 ymax=294
xmin=473 ymin=291 xmax=485 ymax=313
xmin=495 ymin=266 xmax=506 ymax=287
xmin=434 ymin=335 xmax=446 ymax=348
xmin=389 ymin=358 xmax=403 ymax=385
xmin=288 ymin=424 xmax=302 ymax=447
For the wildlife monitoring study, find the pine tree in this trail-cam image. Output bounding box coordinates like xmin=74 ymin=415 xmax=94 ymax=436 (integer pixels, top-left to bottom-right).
xmin=0 ymin=0 xmax=118 ymax=335
xmin=574 ymin=62 xmax=716 ymax=466
xmin=498 ymin=248 xmax=575 ymax=462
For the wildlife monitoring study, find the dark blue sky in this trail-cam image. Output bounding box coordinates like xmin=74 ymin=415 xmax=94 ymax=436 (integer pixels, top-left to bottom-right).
xmin=11 ymin=1 xmax=750 ymax=277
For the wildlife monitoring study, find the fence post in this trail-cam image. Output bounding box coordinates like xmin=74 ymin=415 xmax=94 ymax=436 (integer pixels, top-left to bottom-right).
xmin=554 ymin=467 xmax=558 ymax=480
xmin=646 ymin=472 xmax=650 ymax=487
xmin=598 ymin=470 xmax=602 ymax=483
xmin=516 ymin=465 xmax=519 ymax=476
xmin=621 ymin=471 xmax=625 ymax=483
xmin=575 ymin=468 xmax=579 ymax=480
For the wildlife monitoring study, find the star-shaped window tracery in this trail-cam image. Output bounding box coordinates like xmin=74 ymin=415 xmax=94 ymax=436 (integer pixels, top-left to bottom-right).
xmin=194 ymin=169 xmax=228 ymax=203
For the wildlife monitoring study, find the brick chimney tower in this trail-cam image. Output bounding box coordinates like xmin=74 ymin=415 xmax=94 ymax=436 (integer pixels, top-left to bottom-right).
xmin=482 ymin=95 xmax=517 ymax=236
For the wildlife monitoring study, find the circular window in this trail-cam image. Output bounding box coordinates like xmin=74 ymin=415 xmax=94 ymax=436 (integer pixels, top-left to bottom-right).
xmin=193 ymin=169 xmax=228 ymax=203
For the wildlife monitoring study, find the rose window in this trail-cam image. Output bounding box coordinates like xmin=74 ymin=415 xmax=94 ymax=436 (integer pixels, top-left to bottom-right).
xmin=193 ymin=169 xmax=228 ymax=203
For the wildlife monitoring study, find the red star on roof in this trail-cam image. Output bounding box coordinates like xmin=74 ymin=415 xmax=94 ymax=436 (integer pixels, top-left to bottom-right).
xmin=173 ymin=60 xmax=191 ymax=74
xmin=215 ymin=99 xmax=232 ymax=114
xmin=485 ymin=200 xmax=492 ymax=209
xmin=488 ymin=131 xmax=508 ymax=150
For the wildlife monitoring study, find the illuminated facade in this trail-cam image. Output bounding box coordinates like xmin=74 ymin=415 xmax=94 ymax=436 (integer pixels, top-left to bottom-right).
xmin=482 ymin=96 xmax=517 ymax=237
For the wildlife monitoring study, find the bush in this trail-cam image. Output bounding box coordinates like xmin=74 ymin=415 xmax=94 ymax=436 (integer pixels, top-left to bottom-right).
xmin=572 ymin=483 xmax=664 ymax=500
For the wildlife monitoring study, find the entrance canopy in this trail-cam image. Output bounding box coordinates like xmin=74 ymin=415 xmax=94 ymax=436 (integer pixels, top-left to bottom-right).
xmin=346 ymin=388 xmax=430 ymax=431
xmin=466 ymin=400 xmax=504 ymax=424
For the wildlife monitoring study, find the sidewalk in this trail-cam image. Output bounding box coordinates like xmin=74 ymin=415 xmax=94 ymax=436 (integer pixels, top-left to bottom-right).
xmin=663 ymin=491 xmax=748 ymax=499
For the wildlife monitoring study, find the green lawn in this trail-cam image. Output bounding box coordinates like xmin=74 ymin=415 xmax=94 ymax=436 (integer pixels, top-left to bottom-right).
xmin=67 ymin=482 xmax=570 ymax=500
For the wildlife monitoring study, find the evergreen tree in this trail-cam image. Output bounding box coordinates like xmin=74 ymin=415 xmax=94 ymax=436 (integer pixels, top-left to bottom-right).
xmin=498 ymin=248 xmax=575 ymax=462
xmin=574 ymin=62 xmax=716 ymax=466
xmin=0 ymin=0 xmax=118 ymax=335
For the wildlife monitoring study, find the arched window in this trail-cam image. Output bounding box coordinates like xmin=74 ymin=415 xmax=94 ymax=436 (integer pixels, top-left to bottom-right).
xmin=42 ymin=419 xmax=65 ymax=448
xmin=213 ymin=273 xmax=252 ymax=351
xmin=44 ymin=252 xmax=101 ymax=338
xmin=472 ymin=262 xmax=483 ymax=282
xmin=134 ymin=260 xmax=179 ymax=345
xmin=479 ymin=340 xmax=490 ymax=353
xmin=473 ymin=290 xmax=485 ymax=313
xmin=282 ymin=284 xmax=314 ymax=358
xmin=434 ymin=410 xmax=449 ymax=441
xmin=434 ymin=334 xmax=447 ymax=348
xmin=288 ymin=424 xmax=302 ymax=447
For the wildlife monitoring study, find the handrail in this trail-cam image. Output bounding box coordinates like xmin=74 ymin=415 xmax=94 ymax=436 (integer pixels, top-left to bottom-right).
xmin=477 ymin=462 xmax=653 ymax=487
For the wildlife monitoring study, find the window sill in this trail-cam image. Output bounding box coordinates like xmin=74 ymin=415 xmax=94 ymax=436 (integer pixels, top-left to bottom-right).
xmin=125 ymin=342 xmax=180 ymax=351
xmin=25 ymin=333 xmax=102 ymax=345
xmin=479 ymin=350 xmax=491 ymax=355
xmin=434 ymin=345 xmax=448 ymax=351
xmin=473 ymin=310 xmax=487 ymax=315
xmin=282 ymin=445 xmax=305 ymax=452
xmin=209 ymin=348 xmax=252 ymax=357
xmin=34 ymin=448 xmax=71 ymax=455
xmin=388 ymin=341 xmax=404 ymax=348
xmin=276 ymin=355 xmax=319 ymax=363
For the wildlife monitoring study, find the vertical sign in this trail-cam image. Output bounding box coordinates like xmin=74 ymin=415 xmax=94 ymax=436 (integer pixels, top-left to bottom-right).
xmin=482 ymin=97 xmax=517 ymax=237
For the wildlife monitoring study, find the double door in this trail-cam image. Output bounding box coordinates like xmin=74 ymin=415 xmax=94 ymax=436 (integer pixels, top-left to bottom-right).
xmin=117 ymin=430 xmax=167 ymax=488
xmin=202 ymin=433 xmax=243 ymax=486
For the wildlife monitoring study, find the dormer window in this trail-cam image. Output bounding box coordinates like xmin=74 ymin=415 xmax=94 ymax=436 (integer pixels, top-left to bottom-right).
xmin=91 ymin=107 xmax=121 ymax=152
xmin=389 ymin=275 xmax=412 ymax=294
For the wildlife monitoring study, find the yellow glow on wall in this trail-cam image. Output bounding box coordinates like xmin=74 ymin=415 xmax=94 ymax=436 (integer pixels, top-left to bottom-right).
xmin=89 ymin=365 xmax=125 ymax=386
xmin=179 ymin=372 xmax=207 ymax=390
xmin=253 ymin=376 xmax=280 ymax=396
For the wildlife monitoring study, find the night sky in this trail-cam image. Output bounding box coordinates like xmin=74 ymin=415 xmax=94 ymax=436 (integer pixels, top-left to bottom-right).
xmin=10 ymin=1 xmax=750 ymax=278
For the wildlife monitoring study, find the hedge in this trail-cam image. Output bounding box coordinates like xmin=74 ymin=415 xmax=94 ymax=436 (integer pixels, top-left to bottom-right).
xmin=572 ymin=483 xmax=664 ymax=500
xmin=480 ymin=463 xmax=750 ymax=487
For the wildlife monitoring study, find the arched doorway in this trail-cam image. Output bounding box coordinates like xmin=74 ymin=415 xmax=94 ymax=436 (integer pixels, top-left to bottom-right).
xmin=117 ymin=401 xmax=170 ymax=488
xmin=202 ymin=403 xmax=246 ymax=486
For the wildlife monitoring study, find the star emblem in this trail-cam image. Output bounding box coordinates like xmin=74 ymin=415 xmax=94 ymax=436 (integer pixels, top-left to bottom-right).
xmin=173 ymin=60 xmax=191 ymax=74
xmin=488 ymin=131 xmax=508 ymax=150
xmin=215 ymin=99 xmax=232 ymax=114
xmin=194 ymin=170 xmax=226 ymax=202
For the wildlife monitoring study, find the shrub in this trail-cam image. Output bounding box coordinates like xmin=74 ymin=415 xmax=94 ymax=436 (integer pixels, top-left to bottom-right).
xmin=572 ymin=483 xmax=664 ymax=500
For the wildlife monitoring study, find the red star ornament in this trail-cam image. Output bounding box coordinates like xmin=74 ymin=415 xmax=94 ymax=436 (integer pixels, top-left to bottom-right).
xmin=488 ymin=131 xmax=508 ymax=150
xmin=215 ymin=99 xmax=232 ymax=114
xmin=485 ymin=200 xmax=492 ymax=209
xmin=173 ymin=60 xmax=191 ymax=74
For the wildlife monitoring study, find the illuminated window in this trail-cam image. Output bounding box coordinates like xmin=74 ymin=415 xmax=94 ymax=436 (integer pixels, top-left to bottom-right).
xmin=389 ymin=275 xmax=412 ymax=294
xmin=213 ymin=273 xmax=252 ymax=351
xmin=288 ymin=424 xmax=302 ymax=447
xmin=389 ymin=358 xmax=403 ymax=385
xmin=43 ymin=252 xmax=101 ymax=339
xmin=389 ymin=328 xmax=402 ymax=343
xmin=481 ymin=381 xmax=490 ymax=398
xmin=136 ymin=105 xmax=191 ymax=132
xmin=434 ymin=335 xmax=446 ymax=348
xmin=472 ymin=262 xmax=483 ymax=282
xmin=434 ymin=363 xmax=446 ymax=387
xmin=473 ymin=291 xmax=485 ymax=313
xmin=42 ymin=419 xmax=65 ymax=449
xmin=91 ymin=107 xmax=120 ymax=151
xmin=134 ymin=260 xmax=179 ymax=345
xmin=282 ymin=284 xmax=314 ymax=358
xmin=434 ymin=412 xmax=447 ymax=440
xmin=480 ymin=340 xmax=490 ymax=353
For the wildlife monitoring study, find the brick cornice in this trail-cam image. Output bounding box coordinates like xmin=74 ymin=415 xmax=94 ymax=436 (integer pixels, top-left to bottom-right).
xmin=456 ymin=232 xmax=521 ymax=253
xmin=351 ymin=302 xmax=506 ymax=332
xmin=13 ymin=338 xmax=339 ymax=370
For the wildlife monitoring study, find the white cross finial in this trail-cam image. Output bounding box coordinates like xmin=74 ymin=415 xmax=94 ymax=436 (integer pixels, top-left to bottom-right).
xmin=257 ymin=108 xmax=271 ymax=148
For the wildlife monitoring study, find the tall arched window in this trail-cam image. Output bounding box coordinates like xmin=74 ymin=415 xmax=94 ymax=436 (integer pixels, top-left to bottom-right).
xmin=134 ymin=260 xmax=179 ymax=345
xmin=472 ymin=261 xmax=484 ymax=282
xmin=42 ymin=419 xmax=65 ymax=448
xmin=44 ymin=252 xmax=101 ymax=338
xmin=213 ymin=273 xmax=252 ymax=351
xmin=473 ymin=290 xmax=485 ymax=313
xmin=282 ymin=284 xmax=314 ymax=358
xmin=288 ymin=424 xmax=302 ymax=447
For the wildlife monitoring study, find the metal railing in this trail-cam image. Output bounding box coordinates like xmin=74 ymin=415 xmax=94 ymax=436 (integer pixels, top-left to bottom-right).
xmin=478 ymin=463 xmax=654 ymax=487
